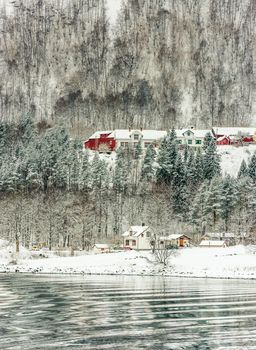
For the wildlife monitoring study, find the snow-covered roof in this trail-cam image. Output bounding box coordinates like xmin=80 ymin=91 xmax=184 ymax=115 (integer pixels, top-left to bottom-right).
xmin=160 ymin=234 xmax=190 ymax=240
xmin=213 ymin=127 xmax=256 ymax=137
xmin=122 ymin=226 xmax=149 ymax=237
xmin=199 ymin=240 xmax=226 ymax=247
xmin=94 ymin=244 xmax=110 ymax=249
xmin=176 ymin=129 xmax=213 ymax=138
xmin=89 ymin=131 xmax=112 ymax=139
xmin=108 ymin=130 xmax=167 ymax=141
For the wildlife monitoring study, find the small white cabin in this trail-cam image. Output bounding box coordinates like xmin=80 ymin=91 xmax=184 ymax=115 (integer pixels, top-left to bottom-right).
xmin=93 ymin=244 xmax=110 ymax=254
xmin=122 ymin=225 xmax=154 ymax=250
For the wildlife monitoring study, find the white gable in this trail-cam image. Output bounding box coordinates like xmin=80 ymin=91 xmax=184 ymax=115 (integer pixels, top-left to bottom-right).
xmin=176 ymin=129 xmax=213 ymax=138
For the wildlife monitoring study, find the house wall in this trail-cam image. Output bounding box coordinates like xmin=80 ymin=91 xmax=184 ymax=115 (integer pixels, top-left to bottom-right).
xmin=176 ymin=136 xmax=204 ymax=147
xmin=123 ymin=230 xmax=153 ymax=250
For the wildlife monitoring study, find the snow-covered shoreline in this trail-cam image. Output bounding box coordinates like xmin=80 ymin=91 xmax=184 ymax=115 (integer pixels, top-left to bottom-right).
xmin=1 ymin=244 xmax=256 ymax=280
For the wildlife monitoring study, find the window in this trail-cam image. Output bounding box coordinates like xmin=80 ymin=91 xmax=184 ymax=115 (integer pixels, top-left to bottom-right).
xmin=144 ymin=142 xmax=151 ymax=148
xmin=134 ymin=134 xmax=139 ymax=140
xmin=187 ymin=140 xmax=193 ymax=145
xmin=132 ymin=240 xmax=136 ymax=246
xmin=121 ymin=142 xmax=128 ymax=148
xmin=125 ymin=240 xmax=129 ymax=246
xmin=176 ymin=140 xmax=182 ymax=144
xmin=141 ymin=233 xmax=144 ymax=238
xmin=195 ymin=140 xmax=202 ymax=145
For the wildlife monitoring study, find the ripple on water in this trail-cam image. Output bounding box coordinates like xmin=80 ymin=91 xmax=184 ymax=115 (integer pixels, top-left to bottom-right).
xmin=0 ymin=275 xmax=256 ymax=350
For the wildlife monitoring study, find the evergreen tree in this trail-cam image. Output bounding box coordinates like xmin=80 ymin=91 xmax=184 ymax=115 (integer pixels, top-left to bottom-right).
xmin=134 ymin=139 xmax=142 ymax=160
xmin=79 ymin=150 xmax=91 ymax=192
xmin=203 ymin=132 xmax=214 ymax=150
xmin=156 ymin=131 xmax=178 ymax=185
xmin=248 ymin=153 xmax=256 ymax=182
xmin=113 ymin=147 xmax=128 ymax=193
xmin=183 ymin=145 xmax=190 ymax=164
xmin=238 ymin=159 xmax=248 ymax=178
xmin=171 ymin=154 xmax=189 ymax=219
xmin=190 ymin=182 xmax=208 ymax=235
xmin=141 ymin=144 xmax=156 ymax=181
xmin=204 ymin=177 xmax=222 ymax=230
xmin=203 ymin=139 xmax=221 ymax=180
xmin=219 ymin=175 xmax=238 ymax=232
xmin=190 ymin=148 xmax=204 ymax=187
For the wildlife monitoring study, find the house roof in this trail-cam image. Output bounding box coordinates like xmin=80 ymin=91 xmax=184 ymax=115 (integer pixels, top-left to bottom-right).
xmin=176 ymin=129 xmax=213 ymax=138
xmin=160 ymin=234 xmax=191 ymax=240
xmin=199 ymin=240 xmax=226 ymax=247
xmin=108 ymin=130 xmax=167 ymax=141
xmin=89 ymin=131 xmax=112 ymax=139
xmin=122 ymin=226 xmax=149 ymax=237
xmin=213 ymin=127 xmax=256 ymax=137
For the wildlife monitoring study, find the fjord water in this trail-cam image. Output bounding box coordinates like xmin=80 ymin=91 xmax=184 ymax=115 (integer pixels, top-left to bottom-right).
xmin=0 ymin=275 xmax=256 ymax=350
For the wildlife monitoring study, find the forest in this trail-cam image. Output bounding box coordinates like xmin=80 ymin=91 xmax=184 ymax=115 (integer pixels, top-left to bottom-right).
xmin=0 ymin=117 xmax=255 ymax=250
xmin=0 ymin=0 xmax=255 ymax=133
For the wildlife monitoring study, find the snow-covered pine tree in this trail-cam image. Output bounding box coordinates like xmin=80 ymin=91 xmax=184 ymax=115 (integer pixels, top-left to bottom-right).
xmin=203 ymin=177 xmax=222 ymax=230
xmin=171 ymin=153 xmax=189 ymax=220
xmin=141 ymin=144 xmax=156 ymax=181
xmin=190 ymin=182 xmax=208 ymax=236
xmin=79 ymin=150 xmax=91 ymax=192
xmin=203 ymin=132 xmax=214 ymax=150
xmin=219 ymin=175 xmax=238 ymax=232
xmin=187 ymin=148 xmax=204 ymax=188
xmin=156 ymin=130 xmax=178 ymax=185
xmin=238 ymin=159 xmax=248 ymax=178
xmin=113 ymin=147 xmax=128 ymax=193
xmin=134 ymin=139 xmax=142 ymax=160
xmin=203 ymin=138 xmax=221 ymax=180
xmin=248 ymin=153 xmax=256 ymax=182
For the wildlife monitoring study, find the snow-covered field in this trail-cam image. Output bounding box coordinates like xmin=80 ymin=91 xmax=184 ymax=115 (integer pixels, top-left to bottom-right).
xmin=1 ymin=241 xmax=256 ymax=280
xmin=218 ymin=144 xmax=256 ymax=176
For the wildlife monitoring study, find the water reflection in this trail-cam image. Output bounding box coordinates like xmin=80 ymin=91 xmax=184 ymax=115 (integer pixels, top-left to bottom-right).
xmin=0 ymin=275 xmax=255 ymax=349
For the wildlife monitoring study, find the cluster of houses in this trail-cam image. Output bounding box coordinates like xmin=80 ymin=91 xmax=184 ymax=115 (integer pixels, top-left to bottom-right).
xmin=84 ymin=127 xmax=256 ymax=152
xmin=93 ymin=225 xmax=244 ymax=253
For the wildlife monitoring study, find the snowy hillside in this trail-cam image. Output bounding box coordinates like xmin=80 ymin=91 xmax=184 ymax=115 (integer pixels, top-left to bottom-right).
xmin=93 ymin=144 xmax=256 ymax=178
xmin=218 ymin=145 xmax=256 ymax=176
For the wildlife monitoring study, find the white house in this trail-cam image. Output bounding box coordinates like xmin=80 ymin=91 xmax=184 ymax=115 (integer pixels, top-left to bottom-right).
xmin=176 ymin=129 xmax=214 ymax=147
xmin=109 ymin=129 xmax=167 ymax=150
xmin=122 ymin=225 xmax=154 ymax=250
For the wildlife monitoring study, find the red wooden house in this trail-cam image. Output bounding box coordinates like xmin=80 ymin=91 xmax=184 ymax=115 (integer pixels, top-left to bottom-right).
xmin=217 ymin=136 xmax=230 ymax=145
xmin=84 ymin=131 xmax=116 ymax=152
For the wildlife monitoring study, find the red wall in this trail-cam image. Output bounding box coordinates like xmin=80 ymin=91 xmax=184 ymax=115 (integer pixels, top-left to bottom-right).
xmin=84 ymin=137 xmax=116 ymax=152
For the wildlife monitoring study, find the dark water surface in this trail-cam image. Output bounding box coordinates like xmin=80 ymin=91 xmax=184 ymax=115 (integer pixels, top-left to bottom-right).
xmin=0 ymin=275 xmax=256 ymax=349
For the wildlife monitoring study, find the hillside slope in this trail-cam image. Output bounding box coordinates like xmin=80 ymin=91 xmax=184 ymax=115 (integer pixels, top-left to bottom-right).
xmin=0 ymin=0 xmax=255 ymax=130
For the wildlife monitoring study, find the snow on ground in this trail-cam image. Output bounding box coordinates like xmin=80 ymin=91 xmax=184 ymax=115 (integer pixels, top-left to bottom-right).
xmin=88 ymin=144 xmax=256 ymax=178
xmin=218 ymin=144 xmax=256 ymax=177
xmin=1 ymin=245 xmax=256 ymax=280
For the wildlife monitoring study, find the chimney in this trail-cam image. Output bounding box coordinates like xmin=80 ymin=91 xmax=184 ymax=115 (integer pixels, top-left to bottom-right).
xmin=140 ymin=127 xmax=143 ymax=131
xmin=142 ymin=223 xmax=145 ymax=227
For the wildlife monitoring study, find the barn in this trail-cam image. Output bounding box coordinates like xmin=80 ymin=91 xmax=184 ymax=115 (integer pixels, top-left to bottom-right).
xmin=84 ymin=131 xmax=116 ymax=152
